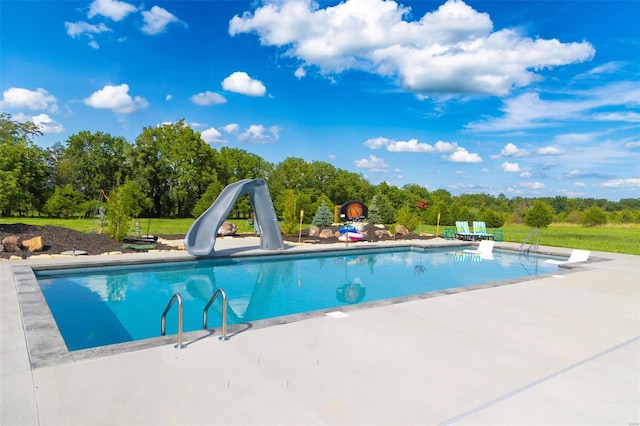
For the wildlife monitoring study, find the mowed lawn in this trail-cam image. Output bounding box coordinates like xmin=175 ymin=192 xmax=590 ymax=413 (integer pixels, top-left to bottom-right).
xmin=2 ymin=217 xmax=639 ymax=255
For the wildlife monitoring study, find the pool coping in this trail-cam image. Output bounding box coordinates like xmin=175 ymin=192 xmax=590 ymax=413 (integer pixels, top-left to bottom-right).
xmin=13 ymin=240 xmax=604 ymax=369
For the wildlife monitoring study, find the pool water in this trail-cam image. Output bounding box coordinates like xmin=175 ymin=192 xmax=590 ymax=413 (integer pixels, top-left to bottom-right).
xmin=36 ymin=247 xmax=558 ymax=351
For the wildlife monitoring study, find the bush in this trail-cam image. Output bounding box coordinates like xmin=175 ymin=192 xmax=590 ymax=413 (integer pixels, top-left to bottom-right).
xmin=524 ymin=200 xmax=555 ymax=228
xmin=582 ymin=205 xmax=607 ymax=226
xmin=106 ymin=188 xmax=131 ymax=241
xmin=312 ymin=201 xmax=334 ymax=227
xmin=280 ymin=190 xmax=298 ymax=237
xmin=43 ymin=185 xmax=84 ymax=218
xmin=394 ymin=203 xmax=421 ymax=232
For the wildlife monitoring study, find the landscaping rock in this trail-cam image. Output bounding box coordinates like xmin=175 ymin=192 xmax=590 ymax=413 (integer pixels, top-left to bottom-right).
xmin=319 ymin=229 xmax=334 ymax=239
xmin=22 ymin=236 xmax=43 ymax=252
xmin=375 ymin=229 xmax=389 ymax=238
xmin=1 ymin=235 xmax=21 ymax=252
xmin=308 ymin=225 xmax=320 ymax=237
xmin=395 ymin=225 xmax=410 ymax=236
xmin=217 ymin=222 xmax=238 ymax=236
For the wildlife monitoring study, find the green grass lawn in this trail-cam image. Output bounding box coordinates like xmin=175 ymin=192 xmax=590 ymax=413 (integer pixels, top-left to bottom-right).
xmin=2 ymin=217 xmax=639 ymax=255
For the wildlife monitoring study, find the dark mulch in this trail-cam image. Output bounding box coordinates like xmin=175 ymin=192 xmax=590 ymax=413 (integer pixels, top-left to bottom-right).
xmin=0 ymin=223 xmax=175 ymax=259
xmin=0 ymin=223 xmax=436 ymax=259
xmin=281 ymin=223 xmax=435 ymax=245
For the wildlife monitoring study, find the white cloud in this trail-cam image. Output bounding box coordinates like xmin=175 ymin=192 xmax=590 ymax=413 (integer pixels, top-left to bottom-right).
xmin=238 ymin=124 xmax=280 ymax=143
xmin=354 ymin=155 xmax=388 ymax=172
xmin=84 ymin=84 xmax=148 ymax=113
xmin=466 ymin=81 xmax=640 ymax=131
xmin=624 ymin=141 xmax=640 ymax=148
xmin=1 ymin=87 xmax=58 ymax=111
xmin=537 ymin=146 xmax=561 ymax=155
xmin=222 ymin=72 xmax=267 ymax=97
xmin=88 ymin=0 xmax=137 ymax=21
xmin=600 ymin=178 xmax=640 ymax=189
xmin=31 ymin=114 xmax=64 ymax=134
xmin=222 ymin=123 xmax=239 ymax=134
xmin=500 ymin=142 xmax=528 ymax=157
xmin=501 ymin=161 xmax=521 ymax=172
xmin=65 ymin=21 xmax=111 ymax=37
xmin=294 ymin=67 xmax=306 ymax=79
xmin=520 ymin=171 xmax=532 ymax=178
xmin=230 ymin=0 xmax=594 ymax=97
xmin=575 ymin=182 xmax=585 ymax=187
xmin=191 ymin=91 xmax=227 ymax=106
xmin=201 ymin=127 xmax=225 ymax=144
xmin=448 ymin=147 xmax=482 ymax=163
xmin=592 ymin=111 xmax=640 ymax=122
xmin=141 ymin=6 xmax=182 ymax=35
xmin=363 ymin=137 xmax=457 ymax=153
xmin=521 ymin=182 xmax=545 ymax=189
xmin=165 ymin=94 xmax=172 ymax=101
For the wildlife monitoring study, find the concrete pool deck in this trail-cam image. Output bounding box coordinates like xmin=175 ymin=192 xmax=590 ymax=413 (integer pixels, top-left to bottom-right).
xmin=1 ymin=237 xmax=638 ymax=425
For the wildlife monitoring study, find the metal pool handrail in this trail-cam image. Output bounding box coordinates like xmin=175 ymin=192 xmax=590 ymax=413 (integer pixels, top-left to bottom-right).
xmin=161 ymin=293 xmax=185 ymax=349
xmin=203 ymin=289 xmax=228 ymax=341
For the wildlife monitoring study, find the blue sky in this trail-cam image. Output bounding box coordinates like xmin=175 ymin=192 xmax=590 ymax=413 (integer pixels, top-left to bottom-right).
xmin=1 ymin=0 xmax=639 ymax=200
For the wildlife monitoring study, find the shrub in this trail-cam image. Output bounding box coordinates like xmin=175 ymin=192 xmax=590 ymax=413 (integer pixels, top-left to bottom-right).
xmin=524 ymin=200 xmax=555 ymax=228
xmin=43 ymin=185 xmax=84 ymax=218
xmin=394 ymin=203 xmax=421 ymax=232
xmin=312 ymin=201 xmax=334 ymax=227
xmin=582 ymin=205 xmax=607 ymax=226
xmin=280 ymin=190 xmax=298 ymax=237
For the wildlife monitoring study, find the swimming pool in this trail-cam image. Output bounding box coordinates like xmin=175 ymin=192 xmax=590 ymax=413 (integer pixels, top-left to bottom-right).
xmin=35 ymin=247 xmax=559 ymax=351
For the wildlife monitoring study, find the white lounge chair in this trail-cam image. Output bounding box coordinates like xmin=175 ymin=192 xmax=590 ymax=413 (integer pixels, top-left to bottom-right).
xmin=463 ymin=240 xmax=495 ymax=260
xmin=545 ymin=249 xmax=590 ymax=265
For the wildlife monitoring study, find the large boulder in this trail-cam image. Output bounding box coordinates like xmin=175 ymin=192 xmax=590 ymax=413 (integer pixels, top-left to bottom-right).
xmin=1 ymin=235 xmax=21 ymax=252
xmin=375 ymin=229 xmax=389 ymax=239
xmin=22 ymin=236 xmax=43 ymax=252
xmin=395 ymin=224 xmax=410 ymax=236
xmin=308 ymin=225 xmax=320 ymax=237
xmin=217 ymin=222 xmax=238 ymax=236
xmin=319 ymin=229 xmax=334 ymax=239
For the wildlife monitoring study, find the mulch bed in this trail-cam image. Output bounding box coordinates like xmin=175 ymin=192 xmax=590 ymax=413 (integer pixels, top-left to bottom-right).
xmin=0 ymin=223 xmax=436 ymax=259
xmin=0 ymin=223 xmax=176 ymax=259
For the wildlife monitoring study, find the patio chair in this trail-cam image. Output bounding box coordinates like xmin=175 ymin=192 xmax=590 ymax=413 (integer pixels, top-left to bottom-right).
xmin=472 ymin=221 xmax=494 ymax=240
xmin=545 ymin=249 xmax=590 ymax=265
xmin=455 ymin=221 xmax=474 ymax=241
xmin=463 ymin=239 xmax=495 ymax=260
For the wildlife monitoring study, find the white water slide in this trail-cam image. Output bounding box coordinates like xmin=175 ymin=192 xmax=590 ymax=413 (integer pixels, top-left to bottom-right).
xmin=184 ymin=179 xmax=284 ymax=256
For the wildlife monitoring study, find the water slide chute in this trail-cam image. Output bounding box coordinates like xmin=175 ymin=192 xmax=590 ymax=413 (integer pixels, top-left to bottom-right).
xmin=184 ymin=179 xmax=284 ymax=256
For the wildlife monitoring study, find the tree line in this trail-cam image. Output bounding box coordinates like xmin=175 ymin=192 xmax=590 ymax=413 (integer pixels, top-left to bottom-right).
xmin=2 ymin=113 xmax=639 ymax=235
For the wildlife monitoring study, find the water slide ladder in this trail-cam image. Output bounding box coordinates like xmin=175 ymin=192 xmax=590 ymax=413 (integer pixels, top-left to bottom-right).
xmin=161 ymin=289 xmax=229 ymax=349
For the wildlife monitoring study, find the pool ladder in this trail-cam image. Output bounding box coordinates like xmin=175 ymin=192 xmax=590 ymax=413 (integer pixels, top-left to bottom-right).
xmin=160 ymin=289 xmax=228 ymax=349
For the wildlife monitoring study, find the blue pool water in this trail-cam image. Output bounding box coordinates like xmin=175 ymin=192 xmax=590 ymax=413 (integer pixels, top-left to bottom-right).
xmin=36 ymin=247 xmax=558 ymax=351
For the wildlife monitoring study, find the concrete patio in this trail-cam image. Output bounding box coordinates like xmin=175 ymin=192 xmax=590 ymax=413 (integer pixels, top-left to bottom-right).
xmin=1 ymin=238 xmax=638 ymax=425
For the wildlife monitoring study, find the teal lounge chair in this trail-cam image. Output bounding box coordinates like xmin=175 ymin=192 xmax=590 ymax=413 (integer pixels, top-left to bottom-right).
xmin=472 ymin=221 xmax=494 ymax=240
xmin=455 ymin=221 xmax=474 ymax=241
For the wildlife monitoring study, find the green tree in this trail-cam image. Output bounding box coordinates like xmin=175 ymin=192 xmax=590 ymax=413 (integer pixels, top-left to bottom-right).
xmin=60 ymin=131 xmax=131 ymax=199
xmin=43 ymin=185 xmax=85 ymax=217
xmin=312 ymin=201 xmax=334 ymax=227
xmin=192 ymin=178 xmax=224 ymax=218
xmin=0 ymin=113 xmax=49 ymax=215
xmin=524 ymin=200 xmax=555 ymax=228
xmin=132 ymin=120 xmax=216 ymax=217
xmin=368 ymin=193 xmax=394 ymax=224
xmin=581 ymin=205 xmax=608 ymax=226
xmin=214 ymin=147 xmax=273 ymax=186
